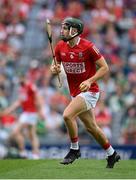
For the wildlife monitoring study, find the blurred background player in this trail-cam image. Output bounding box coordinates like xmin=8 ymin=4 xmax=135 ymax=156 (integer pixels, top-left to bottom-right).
xmin=2 ymin=75 xmax=44 ymax=159
xmin=51 ymin=17 xmax=120 ymax=168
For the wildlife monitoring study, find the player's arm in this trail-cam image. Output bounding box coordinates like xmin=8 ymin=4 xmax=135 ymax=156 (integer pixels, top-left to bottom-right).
xmin=2 ymin=100 xmax=21 ymax=115
xmin=89 ymin=56 xmax=109 ymax=83
xmin=80 ymin=57 xmax=109 ymax=92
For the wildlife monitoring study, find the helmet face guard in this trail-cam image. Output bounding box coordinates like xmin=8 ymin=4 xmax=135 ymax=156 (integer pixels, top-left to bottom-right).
xmin=60 ymin=17 xmax=84 ymax=42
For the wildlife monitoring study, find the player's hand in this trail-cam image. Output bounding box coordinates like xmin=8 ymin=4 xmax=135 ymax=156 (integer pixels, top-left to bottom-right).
xmin=79 ymin=79 xmax=91 ymax=92
xmin=0 ymin=110 xmax=8 ymax=117
xmin=50 ymin=64 xmax=61 ymax=74
xmin=0 ymin=110 xmax=5 ymax=116
xmin=0 ymin=111 xmax=3 ymax=117
xmin=1 ymin=108 xmax=12 ymax=116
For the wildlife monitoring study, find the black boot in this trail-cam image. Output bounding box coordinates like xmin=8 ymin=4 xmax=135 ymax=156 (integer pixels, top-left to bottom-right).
xmin=60 ymin=149 xmax=81 ymax=165
xmin=106 ymin=151 xmax=121 ymax=168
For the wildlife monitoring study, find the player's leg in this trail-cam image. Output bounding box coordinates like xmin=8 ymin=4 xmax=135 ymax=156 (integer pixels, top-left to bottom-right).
xmin=28 ymin=124 xmax=40 ymax=159
xmin=60 ymin=96 xmax=87 ymax=164
xmin=79 ymin=109 xmax=109 ymax=147
xmin=78 ymin=105 xmax=120 ymax=168
xmin=63 ymin=96 xmax=87 ymax=140
xmin=25 ymin=112 xmax=40 ymax=159
xmin=9 ymin=122 xmax=27 ymax=158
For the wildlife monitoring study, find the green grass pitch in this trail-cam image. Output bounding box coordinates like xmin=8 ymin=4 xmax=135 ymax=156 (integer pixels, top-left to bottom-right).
xmin=0 ymin=159 xmax=136 ymax=179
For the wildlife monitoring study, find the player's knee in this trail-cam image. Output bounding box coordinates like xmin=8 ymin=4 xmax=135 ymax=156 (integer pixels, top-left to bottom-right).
xmin=63 ymin=111 xmax=72 ymax=122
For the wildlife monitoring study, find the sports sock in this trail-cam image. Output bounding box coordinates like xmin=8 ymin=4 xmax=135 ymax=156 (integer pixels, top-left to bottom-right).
xmin=70 ymin=142 xmax=79 ymax=150
xmin=70 ymin=137 xmax=79 ymax=150
xmin=106 ymin=145 xmax=115 ymax=156
xmin=19 ymin=150 xmax=27 ymax=158
xmin=103 ymin=143 xmax=114 ymax=156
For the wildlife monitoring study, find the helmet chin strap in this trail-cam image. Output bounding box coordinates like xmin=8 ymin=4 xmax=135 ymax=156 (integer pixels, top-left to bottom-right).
xmin=69 ymin=27 xmax=78 ymax=38
xmin=61 ymin=27 xmax=79 ymax=42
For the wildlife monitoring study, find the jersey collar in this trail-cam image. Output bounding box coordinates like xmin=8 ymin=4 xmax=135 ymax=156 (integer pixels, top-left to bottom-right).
xmin=67 ymin=37 xmax=81 ymax=48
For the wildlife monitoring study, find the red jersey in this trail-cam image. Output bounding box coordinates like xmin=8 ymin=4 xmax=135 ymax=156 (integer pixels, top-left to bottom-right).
xmin=55 ymin=38 xmax=102 ymax=97
xmin=18 ymin=82 xmax=37 ymax=112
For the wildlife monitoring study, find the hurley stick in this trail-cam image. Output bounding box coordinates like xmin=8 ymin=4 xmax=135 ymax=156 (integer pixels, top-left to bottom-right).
xmin=45 ymin=19 xmax=62 ymax=88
